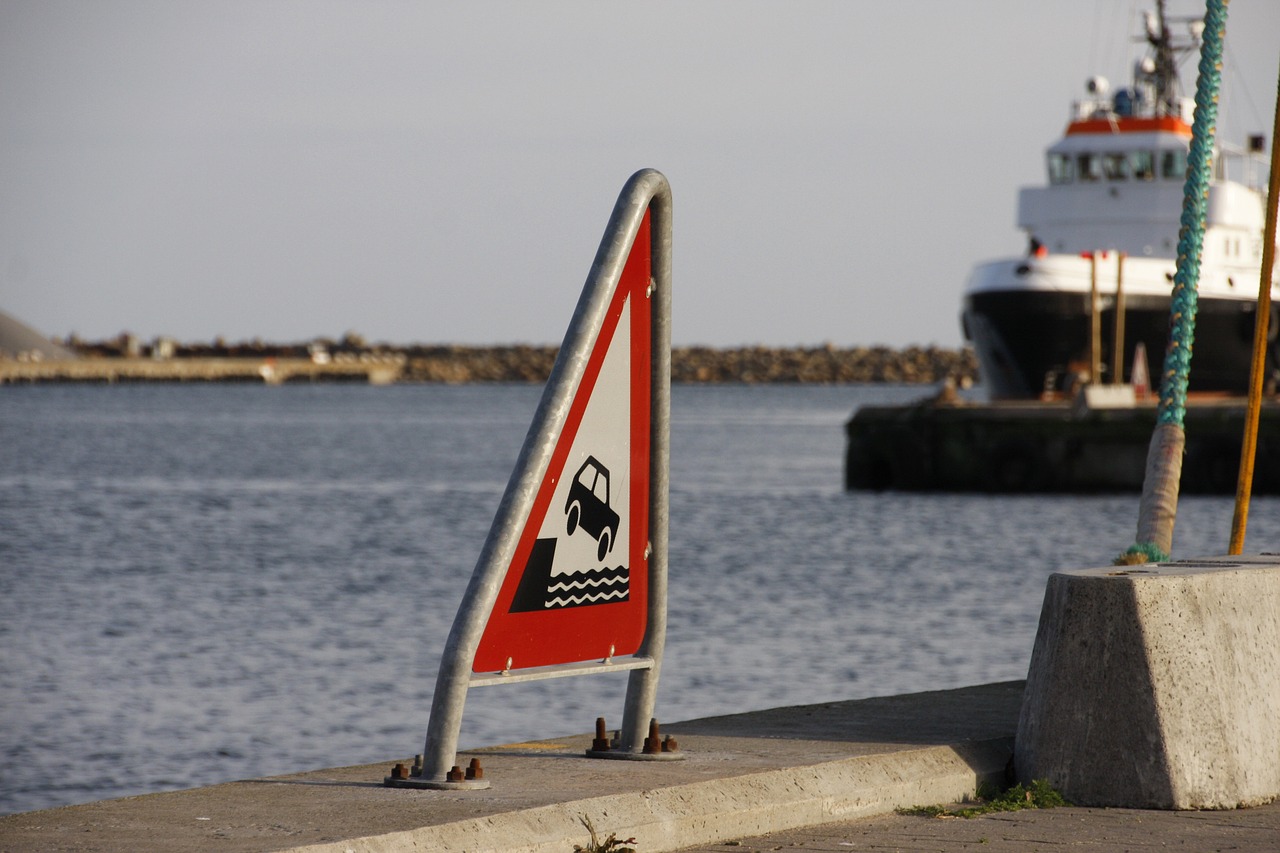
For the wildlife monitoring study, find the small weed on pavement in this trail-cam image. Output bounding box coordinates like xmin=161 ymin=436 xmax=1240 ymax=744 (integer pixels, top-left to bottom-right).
xmin=898 ymin=779 xmax=1069 ymax=819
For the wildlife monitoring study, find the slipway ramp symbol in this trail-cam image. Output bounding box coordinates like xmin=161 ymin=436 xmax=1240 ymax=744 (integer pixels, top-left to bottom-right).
xmin=510 ymin=456 xmax=629 ymax=612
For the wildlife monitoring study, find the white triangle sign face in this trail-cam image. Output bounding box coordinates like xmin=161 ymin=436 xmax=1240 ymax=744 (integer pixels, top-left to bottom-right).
xmin=473 ymin=212 xmax=653 ymax=672
xmin=531 ymin=297 xmax=632 ymax=603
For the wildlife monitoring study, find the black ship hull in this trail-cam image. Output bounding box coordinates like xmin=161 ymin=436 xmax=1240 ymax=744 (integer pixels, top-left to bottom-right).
xmin=964 ymin=289 xmax=1280 ymax=400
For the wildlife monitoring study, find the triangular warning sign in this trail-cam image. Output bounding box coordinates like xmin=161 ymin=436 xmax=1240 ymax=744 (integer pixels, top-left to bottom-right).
xmin=413 ymin=170 xmax=671 ymax=785
xmin=472 ymin=212 xmax=653 ymax=673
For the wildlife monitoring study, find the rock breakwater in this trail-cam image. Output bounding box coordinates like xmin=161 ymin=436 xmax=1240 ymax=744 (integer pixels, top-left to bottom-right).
xmin=12 ymin=334 xmax=978 ymax=385
xmin=402 ymin=344 xmax=977 ymax=385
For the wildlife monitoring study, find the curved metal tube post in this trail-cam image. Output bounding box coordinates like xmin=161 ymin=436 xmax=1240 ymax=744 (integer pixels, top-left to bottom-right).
xmin=419 ymin=170 xmax=672 ymax=783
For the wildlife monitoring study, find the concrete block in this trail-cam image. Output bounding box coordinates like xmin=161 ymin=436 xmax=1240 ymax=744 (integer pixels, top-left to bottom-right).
xmin=1016 ymin=554 xmax=1280 ymax=809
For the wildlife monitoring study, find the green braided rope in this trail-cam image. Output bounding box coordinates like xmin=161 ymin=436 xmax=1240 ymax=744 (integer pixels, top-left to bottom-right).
xmin=1157 ymin=0 xmax=1228 ymax=427
xmin=1124 ymin=0 xmax=1229 ymax=565
xmin=1116 ymin=542 xmax=1171 ymax=566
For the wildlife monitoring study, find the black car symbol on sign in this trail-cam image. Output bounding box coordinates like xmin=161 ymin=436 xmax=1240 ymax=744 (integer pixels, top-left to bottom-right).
xmin=565 ymin=455 xmax=620 ymax=563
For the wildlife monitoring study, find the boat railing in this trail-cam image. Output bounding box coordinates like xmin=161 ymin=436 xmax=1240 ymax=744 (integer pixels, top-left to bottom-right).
xmin=1071 ymin=97 xmax=1111 ymax=123
xmin=1212 ymin=140 xmax=1271 ymax=192
xmin=1070 ymin=93 xmax=1194 ymax=126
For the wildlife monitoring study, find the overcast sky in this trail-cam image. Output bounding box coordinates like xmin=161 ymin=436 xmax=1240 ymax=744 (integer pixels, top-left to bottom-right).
xmin=2 ymin=1 xmax=1277 ymax=348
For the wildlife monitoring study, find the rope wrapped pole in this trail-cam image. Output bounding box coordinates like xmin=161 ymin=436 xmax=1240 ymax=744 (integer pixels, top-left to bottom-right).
xmin=1228 ymin=58 xmax=1280 ymax=555
xmin=1121 ymin=0 xmax=1228 ymax=565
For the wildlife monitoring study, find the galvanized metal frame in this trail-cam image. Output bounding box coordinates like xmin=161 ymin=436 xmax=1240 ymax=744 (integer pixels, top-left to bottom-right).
xmin=417 ymin=169 xmax=672 ymax=784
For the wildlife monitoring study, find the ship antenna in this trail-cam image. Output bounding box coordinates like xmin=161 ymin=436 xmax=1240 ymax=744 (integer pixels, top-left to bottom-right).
xmin=1143 ymin=0 xmax=1205 ymax=118
xmin=1149 ymin=0 xmax=1180 ymax=116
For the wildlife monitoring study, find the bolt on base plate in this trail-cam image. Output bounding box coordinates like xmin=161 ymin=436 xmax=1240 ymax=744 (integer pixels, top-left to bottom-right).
xmin=383 ymin=758 xmax=491 ymax=790
xmin=583 ymin=717 xmax=686 ymax=760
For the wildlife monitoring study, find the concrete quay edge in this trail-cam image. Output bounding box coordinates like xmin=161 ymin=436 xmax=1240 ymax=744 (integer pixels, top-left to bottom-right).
xmin=0 ymin=681 xmax=1022 ymax=853
xmin=323 ymin=739 xmax=1012 ymax=853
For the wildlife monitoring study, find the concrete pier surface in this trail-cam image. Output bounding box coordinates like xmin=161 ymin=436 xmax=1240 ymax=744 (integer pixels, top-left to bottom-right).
xmin=4 ymin=680 xmax=1277 ymax=852
xmin=1 ymin=683 xmax=1019 ymax=852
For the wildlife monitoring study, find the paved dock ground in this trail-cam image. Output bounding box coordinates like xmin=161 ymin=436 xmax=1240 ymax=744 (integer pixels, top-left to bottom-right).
xmin=678 ymin=799 xmax=1280 ymax=852
xmin=2 ymin=680 xmax=1276 ymax=852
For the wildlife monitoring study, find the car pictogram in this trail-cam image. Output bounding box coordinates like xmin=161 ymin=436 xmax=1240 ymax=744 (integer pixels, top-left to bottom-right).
xmin=565 ymin=455 xmax=620 ymax=562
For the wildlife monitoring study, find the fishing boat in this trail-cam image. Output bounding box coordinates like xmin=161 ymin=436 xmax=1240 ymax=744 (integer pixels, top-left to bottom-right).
xmin=961 ymin=1 xmax=1278 ymax=400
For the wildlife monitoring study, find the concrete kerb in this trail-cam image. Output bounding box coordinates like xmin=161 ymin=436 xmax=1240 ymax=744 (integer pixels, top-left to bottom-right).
xmin=287 ymin=739 xmax=1013 ymax=853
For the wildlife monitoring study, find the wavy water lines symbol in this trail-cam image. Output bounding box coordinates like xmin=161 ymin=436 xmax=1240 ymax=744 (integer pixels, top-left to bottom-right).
xmin=547 ymin=575 xmax=626 ymax=593
xmin=543 ymin=565 xmax=629 ymax=609
xmin=508 ymin=541 xmax=632 ymax=613
xmin=545 ymin=588 xmax=628 ymax=608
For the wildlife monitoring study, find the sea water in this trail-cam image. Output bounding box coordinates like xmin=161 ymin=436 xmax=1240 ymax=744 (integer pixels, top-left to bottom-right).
xmin=1 ymin=382 xmax=1275 ymax=815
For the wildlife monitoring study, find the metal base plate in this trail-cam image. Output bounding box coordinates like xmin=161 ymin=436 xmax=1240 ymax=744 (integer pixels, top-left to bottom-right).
xmin=383 ymin=775 xmax=491 ymax=790
xmin=584 ymin=748 xmax=685 ymax=761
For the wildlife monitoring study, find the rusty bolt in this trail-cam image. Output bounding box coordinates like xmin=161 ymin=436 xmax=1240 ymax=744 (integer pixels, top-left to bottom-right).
xmin=446 ymin=765 xmax=465 ymax=783
xmin=466 ymin=758 xmax=484 ymax=780
xmin=592 ymin=716 xmax=612 ymax=752
xmin=390 ymin=762 xmax=409 ymax=780
xmin=411 ymin=754 xmax=423 ymax=777
xmin=643 ymin=718 xmax=662 ymax=755
xmin=662 ymin=735 xmax=678 ymax=753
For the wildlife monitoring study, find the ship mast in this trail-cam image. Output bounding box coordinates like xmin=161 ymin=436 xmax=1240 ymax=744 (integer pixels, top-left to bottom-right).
xmin=1142 ymin=0 xmax=1201 ymax=118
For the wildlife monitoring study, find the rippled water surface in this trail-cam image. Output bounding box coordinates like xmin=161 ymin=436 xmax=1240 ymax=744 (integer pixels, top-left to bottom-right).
xmin=2 ymin=383 xmax=1275 ymax=815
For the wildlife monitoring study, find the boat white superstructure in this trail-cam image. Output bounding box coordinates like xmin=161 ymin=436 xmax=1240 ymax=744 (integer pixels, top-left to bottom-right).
xmin=962 ymin=2 xmax=1277 ymax=399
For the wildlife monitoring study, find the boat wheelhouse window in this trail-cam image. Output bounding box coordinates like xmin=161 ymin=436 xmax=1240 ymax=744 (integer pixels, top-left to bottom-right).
xmin=1103 ymin=153 xmax=1128 ymax=181
xmin=1130 ymin=150 xmax=1155 ymax=181
xmin=1077 ymin=153 xmax=1103 ymax=182
xmin=1048 ymin=153 xmax=1074 ymax=184
xmin=1160 ymin=149 xmax=1188 ymax=180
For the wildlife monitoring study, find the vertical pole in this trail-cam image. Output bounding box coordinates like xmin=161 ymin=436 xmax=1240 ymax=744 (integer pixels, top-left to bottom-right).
xmin=1090 ymin=252 xmax=1101 ymax=384
xmin=1228 ymin=58 xmax=1280 ymax=555
xmin=619 ymin=179 xmax=673 ymax=752
xmin=1113 ymin=252 xmax=1127 ymax=384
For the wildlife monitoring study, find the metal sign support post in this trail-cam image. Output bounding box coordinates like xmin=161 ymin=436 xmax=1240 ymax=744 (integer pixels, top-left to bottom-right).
xmin=412 ymin=170 xmax=672 ymax=787
xmin=620 ymin=188 xmax=672 ymax=756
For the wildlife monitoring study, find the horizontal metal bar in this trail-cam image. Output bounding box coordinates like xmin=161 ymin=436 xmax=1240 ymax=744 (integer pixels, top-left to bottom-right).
xmin=469 ymin=656 xmax=654 ymax=688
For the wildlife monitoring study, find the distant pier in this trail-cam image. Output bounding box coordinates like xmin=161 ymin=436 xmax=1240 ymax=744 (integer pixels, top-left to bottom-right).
xmin=846 ymin=394 xmax=1280 ymax=494
xmin=0 ymin=356 xmax=403 ymax=385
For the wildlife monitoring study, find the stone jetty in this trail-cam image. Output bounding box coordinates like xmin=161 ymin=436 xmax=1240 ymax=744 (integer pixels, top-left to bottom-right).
xmin=402 ymin=343 xmax=976 ymax=384
xmin=2 ymin=337 xmax=979 ymax=385
xmin=670 ymin=344 xmax=974 ymax=384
